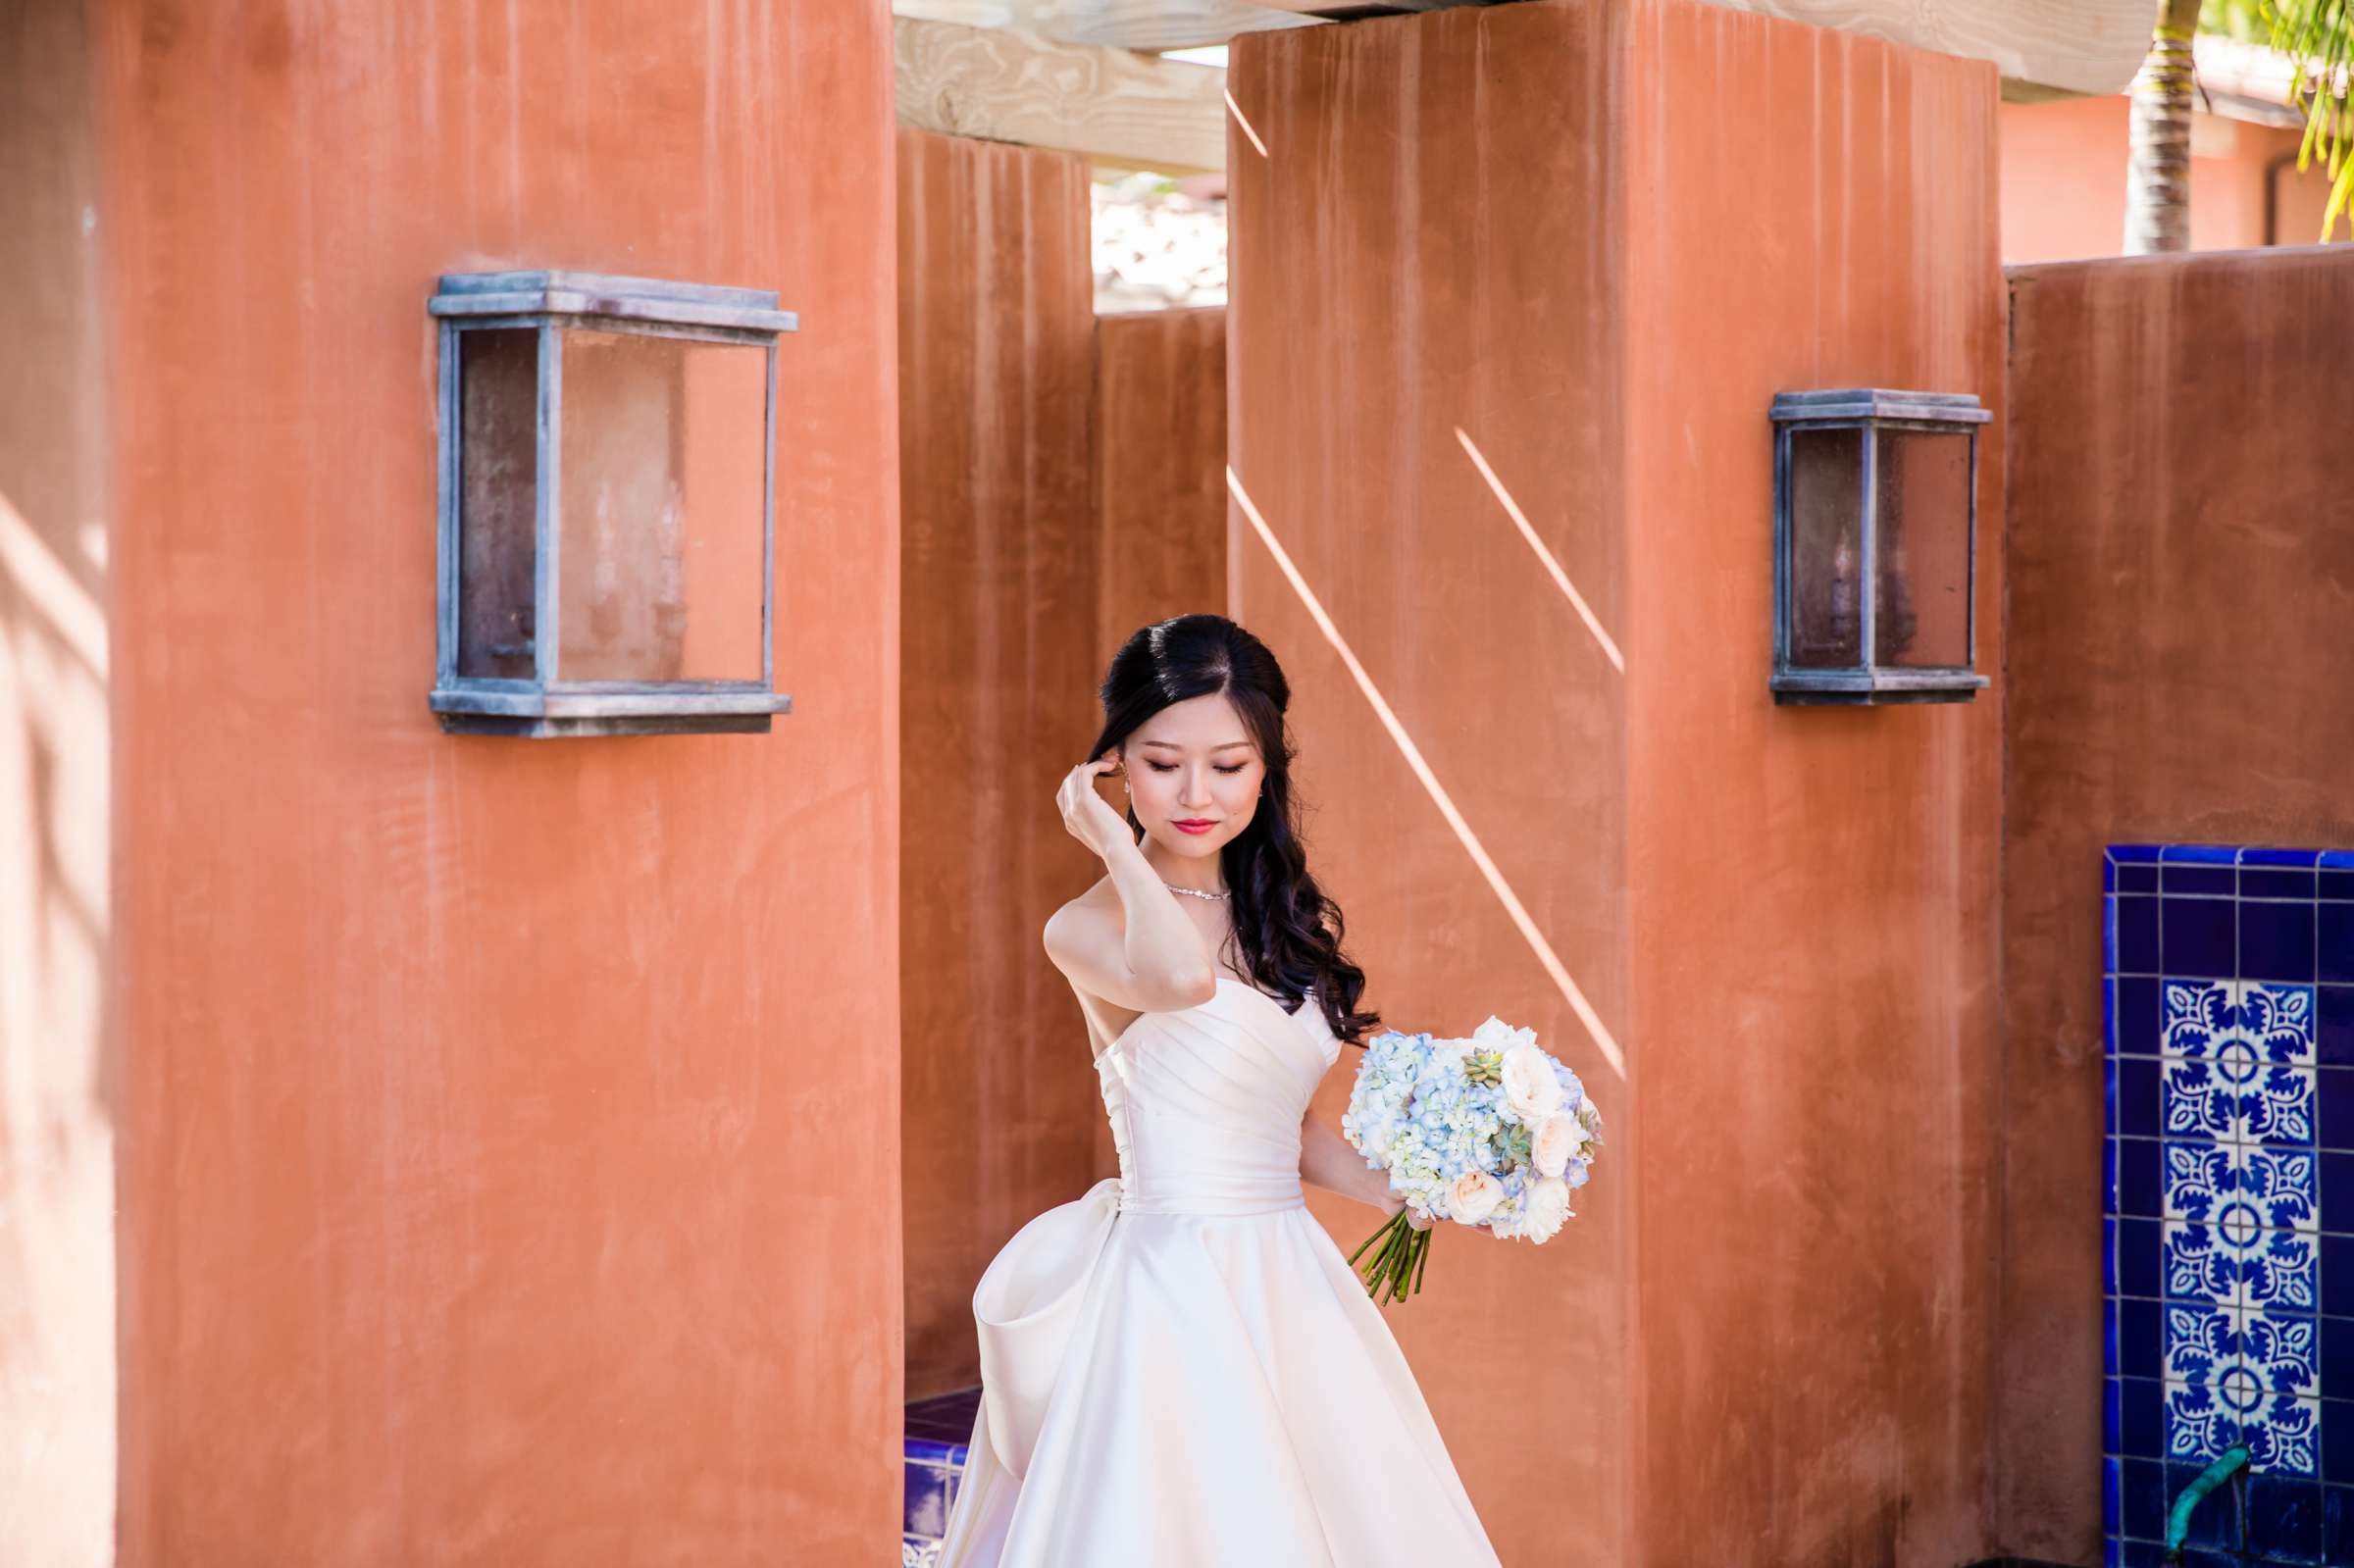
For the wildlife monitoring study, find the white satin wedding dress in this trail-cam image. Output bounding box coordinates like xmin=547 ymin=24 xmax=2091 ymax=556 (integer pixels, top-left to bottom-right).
xmin=934 ymin=976 xmax=1503 ymax=1566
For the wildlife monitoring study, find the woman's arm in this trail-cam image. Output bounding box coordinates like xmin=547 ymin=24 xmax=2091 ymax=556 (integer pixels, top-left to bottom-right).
xmin=1045 ymin=758 xmax=1217 ymax=1013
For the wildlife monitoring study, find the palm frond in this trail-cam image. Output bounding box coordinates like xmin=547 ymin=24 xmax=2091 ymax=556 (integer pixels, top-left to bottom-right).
xmin=2244 ymin=0 xmax=2354 ymax=238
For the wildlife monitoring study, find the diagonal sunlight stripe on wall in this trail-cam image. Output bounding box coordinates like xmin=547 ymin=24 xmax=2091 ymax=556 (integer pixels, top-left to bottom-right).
xmin=1224 ymin=88 xmax=1269 ymax=159
xmin=1454 ymin=428 xmax=1624 ymax=674
xmin=1225 ymin=466 xmax=1625 ymax=1081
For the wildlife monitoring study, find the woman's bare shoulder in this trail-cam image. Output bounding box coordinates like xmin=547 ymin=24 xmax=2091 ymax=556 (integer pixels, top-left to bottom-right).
xmin=1044 ymin=875 xmax=1121 ymax=944
xmin=1041 ymin=878 xmax=1113 ymax=984
xmin=1045 ymin=876 xmax=1134 ymax=1047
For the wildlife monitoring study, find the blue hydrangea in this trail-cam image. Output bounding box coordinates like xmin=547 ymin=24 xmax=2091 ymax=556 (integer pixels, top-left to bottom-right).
xmin=1339 ymin=1020 xmax=1597 ymax=1241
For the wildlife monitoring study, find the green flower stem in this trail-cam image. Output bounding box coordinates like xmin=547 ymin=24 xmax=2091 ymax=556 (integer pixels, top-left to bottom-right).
xmin=1395 ymin=1224 xmax=1430 ymax=1301
xmin=1346 ymin=1213 xmax=1396 ymax=1269
xmin=1349 ymin=1210 xmax=1436 ymax=1306
xmin=1350 ymin=1211 xmax=1406 ymax=1289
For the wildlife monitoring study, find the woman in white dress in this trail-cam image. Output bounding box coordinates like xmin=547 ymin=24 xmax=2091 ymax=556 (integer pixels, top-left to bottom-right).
xmin=934 ymin=614 xmax=1503 ymax=1567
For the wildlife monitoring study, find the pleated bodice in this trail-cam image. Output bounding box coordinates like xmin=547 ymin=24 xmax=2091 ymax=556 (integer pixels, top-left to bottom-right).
xmin=1094 ymin=977 xmax=1343 ymax=1216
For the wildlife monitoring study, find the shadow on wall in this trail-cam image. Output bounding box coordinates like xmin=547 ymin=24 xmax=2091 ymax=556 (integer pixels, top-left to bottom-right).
xmin=0 ymin=3 xmax=115 ymax=1565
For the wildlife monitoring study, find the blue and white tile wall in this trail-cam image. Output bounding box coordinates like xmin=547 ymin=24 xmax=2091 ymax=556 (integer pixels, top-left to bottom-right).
xmin=2104 ymin=843 xmax=2354 ymax=1566
xmin=902 ymin=1387 xmax=977 ymax=1566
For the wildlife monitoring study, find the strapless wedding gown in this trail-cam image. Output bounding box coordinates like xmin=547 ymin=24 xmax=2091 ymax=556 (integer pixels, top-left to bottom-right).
xmin=934 ymin=977 xmax=1503 ymax=1567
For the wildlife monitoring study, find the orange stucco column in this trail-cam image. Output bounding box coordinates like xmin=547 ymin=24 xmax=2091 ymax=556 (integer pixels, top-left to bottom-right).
xmin=1620 ymin=5 xmax=2006 ymax=1563
xmin=1233 ymin=1 xmax=2006 ymax=1560
xmin=95 ymin=2 xmax=903 ymax=1560
xmin=1094 ymin=306 xmax=1228 ymax=663
xmin=895 ymin=128 xmax=1103 ymax=1401
xmin=895 ymin=144 xmax=1232 ymax=1401
xmin=1229 ymin=6 xmax=1634 ymax=1559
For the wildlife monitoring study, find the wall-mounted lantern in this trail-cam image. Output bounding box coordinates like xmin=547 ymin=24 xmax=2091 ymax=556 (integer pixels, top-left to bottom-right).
xmin=428 ymin=270 xmax=797 ymax=736
xmin=1767 ymin=388 xmax=1990 ymax=705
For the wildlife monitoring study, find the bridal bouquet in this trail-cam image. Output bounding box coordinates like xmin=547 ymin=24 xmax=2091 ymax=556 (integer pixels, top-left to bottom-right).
xmin=1340 ymin=1016 xmax=1603 ymax=1305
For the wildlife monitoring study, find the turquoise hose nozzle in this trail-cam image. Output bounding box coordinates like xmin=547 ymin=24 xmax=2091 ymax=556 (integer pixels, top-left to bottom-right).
xmin=2164 ymin=1443 xmax=2249 ymax=1553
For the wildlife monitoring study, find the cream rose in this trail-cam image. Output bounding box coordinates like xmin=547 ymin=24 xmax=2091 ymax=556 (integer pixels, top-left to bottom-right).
xmin=1470 ymin=1016 xmax=1533 ymax=1053
xmin=1501 ymin=1044 xmax=1565 ymax=1122
xmin=1531 ymin=1111 xmax=1580 ymax=1178
xmin=1447 ymin=1168 xmax=1505 ymax=1225
xmin=1522 ymin=1176 xmax=1572 ymax=1243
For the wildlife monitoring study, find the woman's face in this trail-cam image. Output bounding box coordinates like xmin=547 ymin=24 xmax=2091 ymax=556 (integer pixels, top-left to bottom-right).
xmin=1116 ymin=694 xmax=1264 ymax=858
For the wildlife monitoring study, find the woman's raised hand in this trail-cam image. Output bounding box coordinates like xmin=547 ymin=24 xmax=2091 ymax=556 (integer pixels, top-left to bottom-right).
xmin=1057 ymin=753 xmax=1134 ymax=862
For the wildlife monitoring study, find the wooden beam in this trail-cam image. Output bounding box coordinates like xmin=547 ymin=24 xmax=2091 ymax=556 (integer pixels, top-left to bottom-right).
xmin=894 ymin=0 xmax=1318 ymax=53
xmin=895 ymin=17 xmax=1230 ymax=172
xmin=898 ymin=0 xmax=2151 ymax=122
xmin=1719 ymin=0 xmax=2149 ymax=95
xmin=1247 ymin=0 xmax=2152 ymax=96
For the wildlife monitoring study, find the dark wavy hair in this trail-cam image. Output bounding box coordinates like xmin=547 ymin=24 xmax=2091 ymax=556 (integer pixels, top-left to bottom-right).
xmin=1085 ymin=613 xmax=1381 ymax=1048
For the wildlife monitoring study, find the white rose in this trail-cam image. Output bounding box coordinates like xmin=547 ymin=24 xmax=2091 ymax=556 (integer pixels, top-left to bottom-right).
xmin=1522 ymin=1176 xmax=1572 ymax=1243
xmin=1531 ymin=1111 xmax=1580 ymax=1178
xmin=1469 ymin=1016 xmax=1522 ymax=1049
xmin=1448 ymin=1169 xmax=1505 ymax=1225
xmin=1501 ymin=1044 xmax=1565 ymax=1122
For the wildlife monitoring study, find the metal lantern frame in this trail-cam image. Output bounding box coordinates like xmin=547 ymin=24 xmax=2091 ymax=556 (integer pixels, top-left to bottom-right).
xmin=427 ymin=270 xmax=799 ymax=737
xmin=1767 ymin=387 xmax=1991 ymax=707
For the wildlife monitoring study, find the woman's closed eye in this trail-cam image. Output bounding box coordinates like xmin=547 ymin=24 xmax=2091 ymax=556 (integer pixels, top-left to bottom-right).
xmin=1148 ymin=762 xmax=1245 ymax=775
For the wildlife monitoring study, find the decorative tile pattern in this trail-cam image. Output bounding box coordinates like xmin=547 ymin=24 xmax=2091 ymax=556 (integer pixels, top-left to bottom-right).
xmin=2106 ymin=842 xmax=2354 ymax=1566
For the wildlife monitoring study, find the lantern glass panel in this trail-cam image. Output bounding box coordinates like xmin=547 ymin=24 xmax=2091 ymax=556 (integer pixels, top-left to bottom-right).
xmin=1787 ymin=426 xmax=1864 ymax=668
xmin=555 ymin=329 xmax=768 ymax=683
xmin=455 ymin=328 xmax=541 ymax=681
xmin=1871 ymin=428 xmax=1971 ymax=669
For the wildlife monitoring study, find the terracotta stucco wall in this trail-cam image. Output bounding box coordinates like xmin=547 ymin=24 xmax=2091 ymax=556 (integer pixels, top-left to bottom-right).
xmin=0 ymin=4 xmax=113 ymax=1564
xmin=96 ymin=3 xmax=903 ymax=1560
xmin=1230 ymin=5 xmax=1634 ymax=1560
xmin=1622 ymin=6 xmax=2006 ymax=1562
xmin=896 ymin=129 xmax=1102 ymax=1401
xmin=1236 ymin=1 xmax=2005 ymax=1560
xmin=1094 ymin=308 xmax=1226 ymax=665
xmin=2001 ymin=94 xmax=2349 ymax=263
xmin=1999 ymin=246 xmax=2354 ymax=1561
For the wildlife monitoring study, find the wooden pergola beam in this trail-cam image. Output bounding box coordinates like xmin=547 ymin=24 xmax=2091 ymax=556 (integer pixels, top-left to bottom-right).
xmin=896 ymin=0 xmax=2158 ymax=174
xmin=894 ymin=16 xmax=1230 ymax=173
xmin=1692 ymin=0 xmax=2150 ymax=95
xmin=895 ymin=0 xmax=1318 ymax=52
xmin=931 ymin=0 xmax=2153 ymax=98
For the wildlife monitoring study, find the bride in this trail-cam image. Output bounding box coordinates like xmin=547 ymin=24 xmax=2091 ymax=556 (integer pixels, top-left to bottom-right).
xmin=934 ymin=613 xmax=1503 ymax=1566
